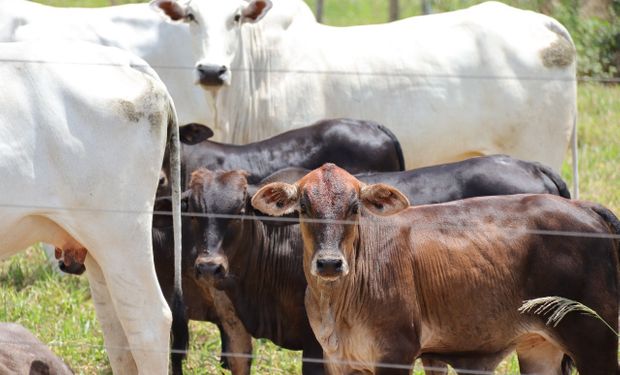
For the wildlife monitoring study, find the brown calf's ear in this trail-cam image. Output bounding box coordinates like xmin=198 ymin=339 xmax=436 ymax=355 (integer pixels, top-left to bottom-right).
xmin=360 ymin=183 xmax=410 ymax=216
xmin=150 ymin=0 xmax=187 ymax=22
xmin=251 ymin=182 xmax=299 ymax=216
xmin=241 ymin=0 xmax=272 ymax=22
xmin=152 ymin=191 xmax=190 ymax=228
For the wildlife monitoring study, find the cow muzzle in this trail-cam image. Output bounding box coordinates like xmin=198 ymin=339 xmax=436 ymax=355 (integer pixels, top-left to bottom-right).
xmin=196 ymin=64 xmax=230 ymax=87
xmin=55 ymin=247 xmax=87 ymax=276
xmin=312 ymin=254 xmax=348 ymax=281
xmin=195 ymin=255 xmax=229 ymax=285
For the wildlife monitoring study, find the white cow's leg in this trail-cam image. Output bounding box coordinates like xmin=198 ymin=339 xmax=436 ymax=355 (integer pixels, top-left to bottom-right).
xmin=85 ymin=255 xmax=138 ymax=374
xmin=96 ymin=233 xmax=172 ymax=375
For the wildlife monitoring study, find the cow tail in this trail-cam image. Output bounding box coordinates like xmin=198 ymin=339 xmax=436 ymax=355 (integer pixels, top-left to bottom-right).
xmin=375 ymin=123 xmax=406 ymax=171
xmin=590 ymin=204 xmax=620 ymax=302
xmin=538 ymin=163 xmax=571 ymax=199
xmin=166 ymin=97 xmax=189 ymax=374
xmin=590 ymin=204 xmax=620 ymax=249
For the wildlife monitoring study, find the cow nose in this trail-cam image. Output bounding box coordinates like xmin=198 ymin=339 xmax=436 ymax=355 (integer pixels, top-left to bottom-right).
xmin=316 ymin=258 xmax=343 ymax=274
xmin=195 ymin=261 xmax=226 ymax=278
xmin=196 ymin=64 xmax=228 ymax=86
xmin=58 ymin=261 xmax=86 ymax=276
xmin=158 ymin=173 xmax=167 ymax=188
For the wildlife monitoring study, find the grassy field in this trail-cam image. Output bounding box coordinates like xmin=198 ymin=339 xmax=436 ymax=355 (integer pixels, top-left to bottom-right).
xmin=2 ymin=0 xmax=619 ymax=374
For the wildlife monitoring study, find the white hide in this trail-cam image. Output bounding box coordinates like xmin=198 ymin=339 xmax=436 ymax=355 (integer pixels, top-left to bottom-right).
xmin=0 ymin=0 xmax=213 ymax=129
xmin=0 ymin=41 xmax=174 ymax=375
xmin=155 ymin=0 xmax=577 ymax=171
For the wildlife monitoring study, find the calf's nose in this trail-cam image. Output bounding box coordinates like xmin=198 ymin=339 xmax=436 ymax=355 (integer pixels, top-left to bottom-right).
xmin=316 ymin=258 xmax=343 ymax=274
xmin=195 ymin=260 xmax=226 ymax=278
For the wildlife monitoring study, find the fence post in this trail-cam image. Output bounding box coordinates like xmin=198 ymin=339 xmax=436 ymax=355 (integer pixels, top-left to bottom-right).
xmin=389 ymin=0 xmax=399 ymax=21
xmin=316 ymin=0 xmax=324 ymax=22
xmin=421 ymin=0 xmax=432 ymax=14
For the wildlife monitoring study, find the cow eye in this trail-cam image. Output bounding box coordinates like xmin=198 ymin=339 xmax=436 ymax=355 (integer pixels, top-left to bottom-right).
xmin=186 ymin=13 xmax=196 ymax=23
xmin=234 ymin=14 xmax=241 ymax=22
xmin=299 ymin=201 xmax=307 ymax=214
xmin=350 ymin=204 xmax=359 ymax=215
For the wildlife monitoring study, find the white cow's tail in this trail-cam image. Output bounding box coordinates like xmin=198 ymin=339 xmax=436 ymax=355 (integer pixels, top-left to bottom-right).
xmin=571 ymin=112 xmax=579 ymax=199
xmin=166 ymin=98 xmax=189 ymax=374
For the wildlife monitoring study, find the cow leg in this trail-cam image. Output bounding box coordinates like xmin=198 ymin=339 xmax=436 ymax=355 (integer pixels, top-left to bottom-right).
xmin=375 ymin=346 xmax=418 ymax=375
xmin=211 ymin=288 xmax=252 ymax=375
xmin=516 ymin=334 xmax=564 ymax=375
xmin=217 ymin=323 xmax=231 ymax=369
xmin=420 ymin=357 xmax=449 ymax=374
xmin=301 ymin=339 xmax=325 ymax=375
xmin=92 ymin=232 xmax=172 ymax=375
xmin=85 ymin=255 xmax=138 ymax=374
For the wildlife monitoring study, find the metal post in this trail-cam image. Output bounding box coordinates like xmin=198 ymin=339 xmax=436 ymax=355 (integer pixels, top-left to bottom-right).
xmin=316 ymin=0 xmax=324 ymax=23
xmin=389 ymin=0 xmax=399 ymax=21
xmin=422 ymin=0 xmax=432 ymax=14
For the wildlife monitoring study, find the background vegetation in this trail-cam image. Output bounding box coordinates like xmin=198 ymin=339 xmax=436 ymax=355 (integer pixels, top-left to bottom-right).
xmin=1 ymin=0 xmax=619 ymax=374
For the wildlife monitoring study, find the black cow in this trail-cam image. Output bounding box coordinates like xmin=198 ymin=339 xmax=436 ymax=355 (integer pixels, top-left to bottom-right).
xmin=255 ymin=154 xmax=571 ymax=203
xmin=159 ymin=118 xmax=405 ymax=195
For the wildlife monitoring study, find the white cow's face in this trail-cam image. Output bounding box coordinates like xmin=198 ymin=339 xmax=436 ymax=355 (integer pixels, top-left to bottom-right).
xmin=152 ymin=0 xmax=272 ymax=88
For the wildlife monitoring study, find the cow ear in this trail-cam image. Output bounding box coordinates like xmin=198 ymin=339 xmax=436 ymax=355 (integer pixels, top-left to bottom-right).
xmin=251 ymin=182 xmax=299 ymax=216
xmin=241 ymin=0 xmax=272 ymax=23
xmin=152 ymin=192 xmax=190 ymax=228
xmin=179 ymin=123 xmax=214 ymax=144
xmin=150 ymin=0 xmax=187 ymax=22
xmin=360 ymin=183 xmax=409 ymax=216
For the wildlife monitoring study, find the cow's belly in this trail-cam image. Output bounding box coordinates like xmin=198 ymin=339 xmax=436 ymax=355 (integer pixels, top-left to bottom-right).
xmin=0 ymin=214 xmax=81 ymax=259
xmin=419 ymin=318 xmax=522 ymax=355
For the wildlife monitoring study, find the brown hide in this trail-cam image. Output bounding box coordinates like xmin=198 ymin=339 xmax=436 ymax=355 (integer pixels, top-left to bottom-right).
xmin=256 ymin=165 xmax=619 ymax=375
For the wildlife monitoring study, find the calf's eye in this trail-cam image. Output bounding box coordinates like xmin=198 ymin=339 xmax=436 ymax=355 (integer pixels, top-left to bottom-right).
xmin=234 ymin=14 xmax=241 ymax=22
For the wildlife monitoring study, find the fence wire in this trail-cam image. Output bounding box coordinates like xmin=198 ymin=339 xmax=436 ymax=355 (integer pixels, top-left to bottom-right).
xmin=1 ymin=202 xmax=619 ymax=240
xmin=0 ymin=338 xmax=570 ymax=374
xmin=0 ymin=57 xmax=619 ymax=84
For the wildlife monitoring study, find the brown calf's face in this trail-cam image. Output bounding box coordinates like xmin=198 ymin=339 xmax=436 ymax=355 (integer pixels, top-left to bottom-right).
xmin=188 ymin=168 xmax=249 ymax=289
xmin=252 ymin=163 xmax=409 ymax=282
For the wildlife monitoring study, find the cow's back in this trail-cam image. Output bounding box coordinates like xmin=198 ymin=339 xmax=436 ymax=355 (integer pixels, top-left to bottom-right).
xmin=219 ymin=0 xmax=575 ymax=170
xmin=0 ymin=40 xmax=169 ymax=254
xmin=0 ymin=0 xmax=211 ymax=126
xmin=366 ymin=194 xmax=618 ymax=350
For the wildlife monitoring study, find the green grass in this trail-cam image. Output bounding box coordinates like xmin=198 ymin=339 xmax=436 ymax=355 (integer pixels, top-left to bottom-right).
xmin=4 ymin=0 xmax=620 ymax=373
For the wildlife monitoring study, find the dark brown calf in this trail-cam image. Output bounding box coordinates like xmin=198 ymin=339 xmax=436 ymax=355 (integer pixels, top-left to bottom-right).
xmin=253 ymin=164 xmax=620 ymax=375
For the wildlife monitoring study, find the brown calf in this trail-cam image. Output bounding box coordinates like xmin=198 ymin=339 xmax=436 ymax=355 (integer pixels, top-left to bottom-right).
xmin=252 ymin=164 xmax=620 ymax=375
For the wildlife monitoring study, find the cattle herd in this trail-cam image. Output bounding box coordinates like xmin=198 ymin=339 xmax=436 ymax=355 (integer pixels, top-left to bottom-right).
xmin=0 ymin=0 xmax=618 ymax=374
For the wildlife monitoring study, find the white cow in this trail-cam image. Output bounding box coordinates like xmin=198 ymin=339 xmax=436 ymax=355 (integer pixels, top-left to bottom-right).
xmin=0 ymin=40 xmax=183 ymax=375
xmin=0 ymin=0 xmax=212 ymax=128
xmin=152 ymin=0 xmax=577 ymax=173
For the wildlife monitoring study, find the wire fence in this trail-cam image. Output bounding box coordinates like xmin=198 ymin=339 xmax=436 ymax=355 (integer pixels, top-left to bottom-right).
xmin=1 ymin=57 xmax=619 ymax=84
xmin=0 ymin=338 xmax=577 ymax=374
xmin=1 ymin=202 xmax=620 ymax=240
xmin=1 ymin=43 xmax=618 ymax=374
